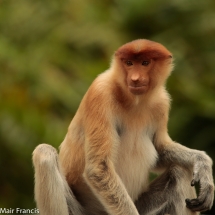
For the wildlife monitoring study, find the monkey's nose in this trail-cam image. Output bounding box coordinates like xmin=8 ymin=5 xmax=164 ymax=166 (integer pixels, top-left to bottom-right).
xmin=131 ymin=79 xmax=139 ymax=84
xmin=131 ymin=79 xmax=141 ymax=87
xmin=131 ymin=78 xmax=140 ymax=84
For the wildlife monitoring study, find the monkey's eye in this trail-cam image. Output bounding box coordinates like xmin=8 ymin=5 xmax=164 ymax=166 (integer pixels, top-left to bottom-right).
xmin=142 ymin=61 xmax=150 ymax=66
xmin=126 ymin=60 xmax=133 ymax=66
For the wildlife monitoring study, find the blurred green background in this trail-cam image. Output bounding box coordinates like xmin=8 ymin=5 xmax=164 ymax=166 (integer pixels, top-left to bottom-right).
xmin=0 ymin=0 xmax=215 ymax=214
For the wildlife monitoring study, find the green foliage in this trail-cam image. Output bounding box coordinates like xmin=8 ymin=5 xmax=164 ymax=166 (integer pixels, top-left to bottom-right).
xmin=0 ymin=0 xmax=214 ymax=213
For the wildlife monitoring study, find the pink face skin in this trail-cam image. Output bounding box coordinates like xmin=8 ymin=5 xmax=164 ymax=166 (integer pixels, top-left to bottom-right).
xmin=115 ymin=40 xmax=173 ymax=96
xmin=123 ymin=59 xmax=153 ymax=95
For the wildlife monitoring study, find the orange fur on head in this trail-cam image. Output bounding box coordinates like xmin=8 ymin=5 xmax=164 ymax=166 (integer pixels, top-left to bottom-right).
xmin=115 ymin=39 xmax=172 ymax=61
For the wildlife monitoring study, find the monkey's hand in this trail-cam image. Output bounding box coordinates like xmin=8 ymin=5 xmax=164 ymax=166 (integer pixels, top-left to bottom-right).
xmin=186 ymin=152 xmax=214 ymax=212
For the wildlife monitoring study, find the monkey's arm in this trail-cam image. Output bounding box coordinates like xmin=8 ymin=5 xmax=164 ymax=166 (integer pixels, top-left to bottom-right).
xmin=154 ymin=119 xmax=214 ymax=212
xmin=82 ymin=104 xmax=139 ymax=215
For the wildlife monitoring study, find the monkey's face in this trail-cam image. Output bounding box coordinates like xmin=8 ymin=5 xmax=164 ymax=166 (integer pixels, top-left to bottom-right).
xmin=115 ymin=39 xmax=173 ymax=96
xmin=122 ymin=58 xmax=153 ymax=95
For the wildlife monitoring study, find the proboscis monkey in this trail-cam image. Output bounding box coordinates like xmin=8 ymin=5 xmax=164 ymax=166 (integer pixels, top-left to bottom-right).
xmin=33 ymin=39 xmax=214 ymax=215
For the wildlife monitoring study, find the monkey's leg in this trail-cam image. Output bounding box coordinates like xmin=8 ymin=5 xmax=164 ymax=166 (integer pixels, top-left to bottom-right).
xmin=135 ymin=165 xmax=199 ymax=215
xmin=33 ymin=144 xmax=85 ymax=215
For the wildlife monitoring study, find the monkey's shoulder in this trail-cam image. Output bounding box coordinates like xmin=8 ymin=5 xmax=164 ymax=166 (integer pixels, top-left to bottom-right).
xmin=148 ymin=88 xmax=170 ymax=118
xmin=80 ymin=73 xmax=118 ymax=115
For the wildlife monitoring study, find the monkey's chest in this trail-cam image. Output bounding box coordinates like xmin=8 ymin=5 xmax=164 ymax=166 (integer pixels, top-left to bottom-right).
xmin=115 ymin=129 xmax=158 ymax=201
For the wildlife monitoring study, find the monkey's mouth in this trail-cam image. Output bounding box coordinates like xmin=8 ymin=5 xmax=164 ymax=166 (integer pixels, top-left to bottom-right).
xmin=129 ymin=85 xmax=148 ymax=94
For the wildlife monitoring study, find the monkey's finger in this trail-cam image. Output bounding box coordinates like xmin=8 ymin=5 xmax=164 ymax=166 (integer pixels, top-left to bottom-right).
xmin=191 ymin=171 xmax=200 ymax=185
xmin=185 ymin=198 xmax=200 ymax=207
xmin=191 ymin=179 xmax=196 ymax=186
xmin=196 ymin=183 xmax=214 ymax=210
xmin=186 ymin=198 xmax=209 ymax=212
xmin=186 ymin=185 xmax=214 ymax=212
xmin=185 ymin=198 xmax=207 ymax=212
